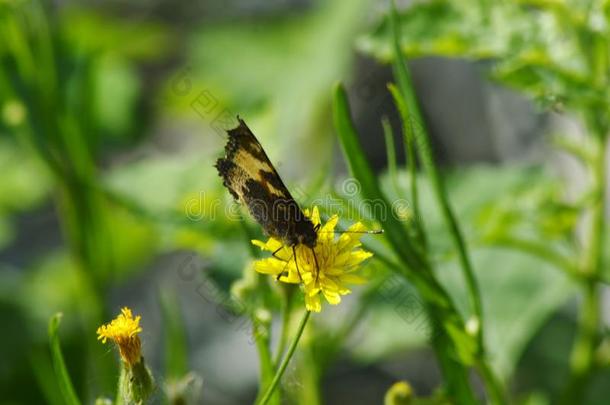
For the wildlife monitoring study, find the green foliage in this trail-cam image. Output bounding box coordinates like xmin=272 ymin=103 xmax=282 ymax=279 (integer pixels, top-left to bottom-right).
xmin=2 ymin=0 xmax=609 ymax=404
xmin=351 ymin=166 xmax=576 ymax=380
xmin=333 ymin=82 xmax=480 ymax=404
xmin=360 ymin=0 xmax=610 ymax=403
xmin=359 ymin=0 xmax=610 ymax=132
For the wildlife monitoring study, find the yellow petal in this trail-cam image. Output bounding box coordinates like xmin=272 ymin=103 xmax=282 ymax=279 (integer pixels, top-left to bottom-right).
xmin=253 ymin=258 xmax=286 ymax=275
xmin=305 ymin=294 xmax=322 ymax=312
xmin=310 ymin=206 xmax=321 ymax=226
xmin=319 ymin=214 xmax=339 ymax=243
xmin=322 ymin=289 xmax=341 ymax=305
xmin=347 ymin=250 xmax=373 ymax=266
xmin=320 ymin=277 xmax=340 ymax=292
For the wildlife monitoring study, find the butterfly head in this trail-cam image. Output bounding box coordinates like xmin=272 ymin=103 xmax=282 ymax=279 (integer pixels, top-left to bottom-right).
xmin=291 ymin=219 xmax=318 ymax=248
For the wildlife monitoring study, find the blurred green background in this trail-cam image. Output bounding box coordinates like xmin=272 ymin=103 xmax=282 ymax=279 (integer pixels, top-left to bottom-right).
xmin=1 ymin=0 xmax=609 ymax=404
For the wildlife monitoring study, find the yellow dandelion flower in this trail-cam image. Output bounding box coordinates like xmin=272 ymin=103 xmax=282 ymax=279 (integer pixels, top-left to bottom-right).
xmin=252 ymin=206 xmax=373 ymax=312
xmin=97 ymin=307 xmax=143 ymax=366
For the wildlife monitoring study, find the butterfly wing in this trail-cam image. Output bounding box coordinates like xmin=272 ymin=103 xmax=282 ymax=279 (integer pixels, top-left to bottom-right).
xmin=215 ymin=118 xmax=315 ymax=246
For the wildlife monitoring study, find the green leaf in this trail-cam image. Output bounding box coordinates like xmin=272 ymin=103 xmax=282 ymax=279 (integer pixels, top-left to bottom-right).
xmin=381 ymin=116 xmax=400 ymax=196
xmin=48 ymin=313 xmax=81 ymax=405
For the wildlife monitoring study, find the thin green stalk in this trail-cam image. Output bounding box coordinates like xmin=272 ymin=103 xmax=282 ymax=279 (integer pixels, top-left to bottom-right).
xmin=562 ymin=281 xmax=600 ymax=404
xmin=48 ymin=314 xmax=81 ymax=405
xmin=561 ymin=135 xmax=607 ymax=403
xmin=258 ymin=311 xmax=311 ymax=405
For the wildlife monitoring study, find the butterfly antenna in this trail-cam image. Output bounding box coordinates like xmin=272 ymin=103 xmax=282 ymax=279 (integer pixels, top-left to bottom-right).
xmin=319 ymin=229 xmax=384 ymax=235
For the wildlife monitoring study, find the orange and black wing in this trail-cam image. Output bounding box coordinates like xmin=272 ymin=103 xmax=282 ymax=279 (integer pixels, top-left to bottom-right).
xmin=215 ymin=118 xmax=315 ymax=246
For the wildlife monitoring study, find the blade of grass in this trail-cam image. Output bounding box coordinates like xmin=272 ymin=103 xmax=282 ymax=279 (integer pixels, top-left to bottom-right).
xmin=388 ymin=2 xmax=506 ymax=403
xmin=48 ymin=313 xmax=81 ymax=405
xmin=333 ymin=83 xmax=424 ymax=275
xmin=333 ymin=82 xmax=477 ymax=404
xmin=387 ymin=84 xmax=426 ymax=249
xmin=388 ymin=0 xmax=483 ymax=349
xmin=381 ymin=116 xmax=400 ymax=195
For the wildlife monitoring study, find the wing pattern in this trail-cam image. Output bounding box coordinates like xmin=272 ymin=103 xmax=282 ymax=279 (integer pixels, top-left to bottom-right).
xmin=215 ymin=118 xmax=317 ymax=247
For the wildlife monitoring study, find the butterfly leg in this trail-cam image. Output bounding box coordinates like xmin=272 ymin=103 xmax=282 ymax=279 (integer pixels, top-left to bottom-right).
xmin=276 ymin=258 xmax=290 ymax=281
xmin=292 ymin=245 xmax=303 ymax=283
xmin=271 ymin=245 xmax=285 ymax=261
xmin=270 ymin=245 xmax=289 ymax=281
xmin=275 ymin=246 xmax=295 ymax=281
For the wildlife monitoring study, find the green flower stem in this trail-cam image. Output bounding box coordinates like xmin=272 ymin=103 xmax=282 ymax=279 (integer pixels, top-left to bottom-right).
xmin=258 ymin=310 xmax=311 ymax=405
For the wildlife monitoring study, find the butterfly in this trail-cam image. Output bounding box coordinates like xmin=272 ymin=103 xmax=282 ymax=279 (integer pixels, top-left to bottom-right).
xmin=215 ymin=118 xmax=320 ymax=278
